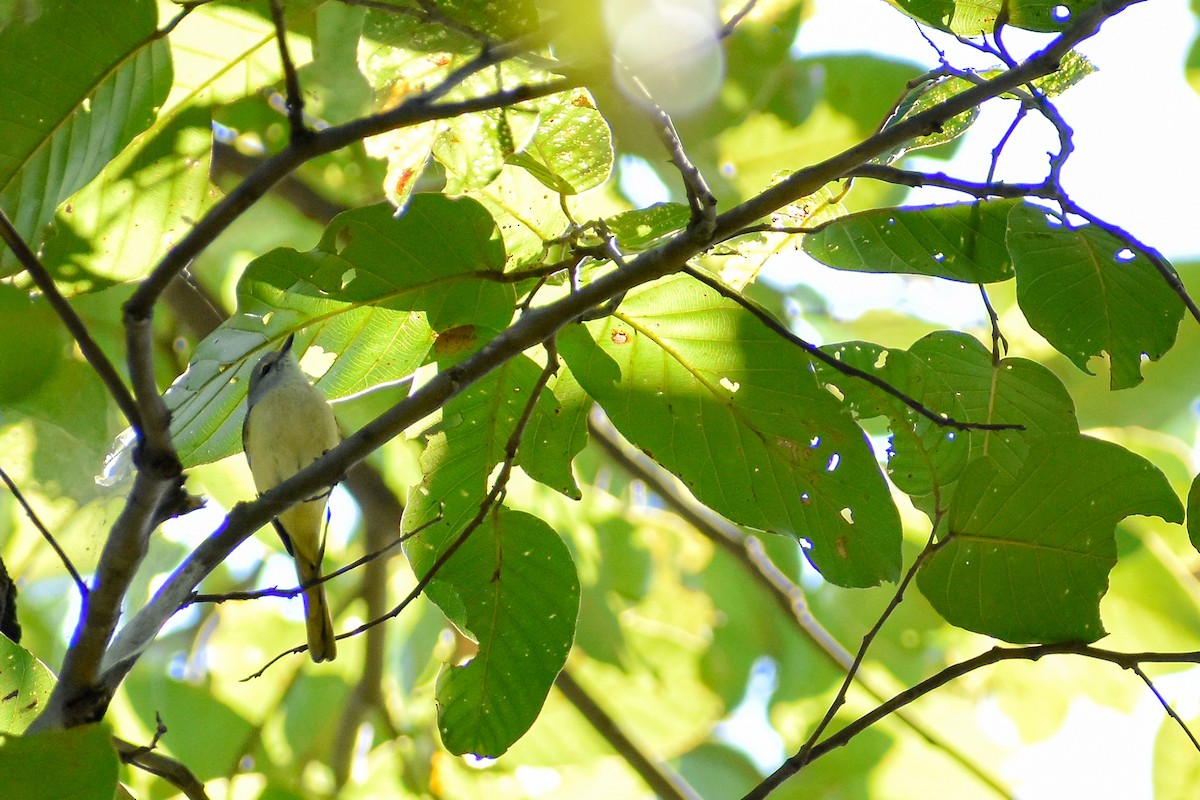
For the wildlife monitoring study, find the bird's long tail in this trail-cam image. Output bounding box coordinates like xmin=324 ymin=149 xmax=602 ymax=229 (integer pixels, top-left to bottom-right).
xmin=296 ymin=558 xmax=337 ymax=663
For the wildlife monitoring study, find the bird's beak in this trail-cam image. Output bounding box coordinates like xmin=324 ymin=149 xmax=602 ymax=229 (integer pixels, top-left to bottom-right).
xmin=281 ymin=333 xmax=296 ymax=355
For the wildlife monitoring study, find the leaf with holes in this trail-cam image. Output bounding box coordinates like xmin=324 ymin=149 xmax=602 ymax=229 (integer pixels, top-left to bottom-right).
xmin=1008 ymin=202 xmax=1185 ymax=390
xmin=919 ymin=435 xmax=1183 ymax=643
xmin=507 ymin=92 xmax=613 ymax=194
xmin=429 ymin=507 xmax=578 ymax=757
xmin=802 ymin=202 xmax=1017 ymax=283
xmin=403 ymin=345 xmax=566 ymax=563
xmin=907 ymin=331 xmax=1079 ymax=479
xmin=163 ymin=196 xmax=512 ymax=466
xmin=560 ymin=274 xmax=901 ymax=588
xmin=815 ymin=341 xmax=968 ymax=515
xmin=0 ymin=0 xmax=170 ymax=276
xmin=884 ymin=0 xmax=1099 ymax=34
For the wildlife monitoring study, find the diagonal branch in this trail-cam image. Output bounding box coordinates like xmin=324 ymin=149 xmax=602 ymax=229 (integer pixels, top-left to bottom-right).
xmin=588 ymin=413 xmax=1012 ymax=798
xmin=0 ymin=467 xmax=88 ymax=599
xmin=680 ymin=265 xmax=1020 ymax=432
xmin=555 ymin=668 xmax=703 ymax=800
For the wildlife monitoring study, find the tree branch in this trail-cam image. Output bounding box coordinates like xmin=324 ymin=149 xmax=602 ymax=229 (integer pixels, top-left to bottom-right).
xmin=555 ymin=668 xmax=703 ymax=800
xmin=587 ymin=413 xmax=1013 ymax=798
xmin=90 ymin=0 xmax=1137 ymax=719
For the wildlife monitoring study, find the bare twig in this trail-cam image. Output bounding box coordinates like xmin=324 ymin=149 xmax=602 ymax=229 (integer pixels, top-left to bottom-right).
xmin=115 ymin=736 xmax=211 ymax=800
xmin=680 ymin=265 xmax=1020 ymax=432
xmin=1131 ymin=664 xmax=1200 ymax=754
xmin=556 ymin=668 xmax=703 ymax=800
xmin=719 ymin=0 xmax=759 ymax=38
xmin=588 ymin=413 xmax=1012 ymax=797
xmin=0 ymin=466 xmax=88 ymax=599
xmin=745 ymin=643 xmax=1200 ymax=800
xmin=744 ymin=532 xmax=947 ymax=799
xmin=268 ymin=0 xmax=309 ymax=142
xmin=185 ymin=514 xmax=428 ymax=605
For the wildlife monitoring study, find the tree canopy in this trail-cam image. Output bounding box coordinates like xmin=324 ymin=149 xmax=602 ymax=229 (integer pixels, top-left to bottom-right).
xmin=2 ymin=0 xmax=1200 ymax=798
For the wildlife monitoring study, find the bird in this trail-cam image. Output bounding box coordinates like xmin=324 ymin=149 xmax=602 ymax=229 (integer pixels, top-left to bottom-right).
xmin=243 ymin=333 xmax=340 ymax=662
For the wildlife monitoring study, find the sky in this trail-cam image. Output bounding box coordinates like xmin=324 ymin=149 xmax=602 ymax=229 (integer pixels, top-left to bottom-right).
xmin=777 ymin=0 xmax=1200 ymax=327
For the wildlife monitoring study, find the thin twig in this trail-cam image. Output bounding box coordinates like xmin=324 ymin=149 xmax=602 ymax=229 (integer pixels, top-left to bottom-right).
xmin=0 ymin=210 xmax=140 ymax=428
xmin=0 ymin=467 xmax=88 ymax=599
xmin=719 ymin=0 xmax=759 ymax=38
xmin=680 ymin=265 xmax=1021 ymax=432
xmin=556 ymin=668 xmax=703 ymax=800
xmin=751 ymin=643 xmax=1200 ymax=800
xmin=979 ymin=285 xmax=1008 ymax=361
xmin=759 ymin=532 xmax=947 ymax=795
xmin=588 ymin=413 xmax=1013 ymax=797
xmin=115 ymin=736 xmax=211 ymax=800
xmin=268 ymin=0 xmax=309 ymax=142
xmin=185 ymin=514 xmax=430 ymax=605
xmin=1131 ymin=664 xmax=1200 ymax=754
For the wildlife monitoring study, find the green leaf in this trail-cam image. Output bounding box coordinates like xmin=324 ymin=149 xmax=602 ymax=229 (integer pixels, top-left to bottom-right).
xmin=885 ymin=0 xmax=1100 ymax=33
xmin=802 ymin=202 xmax=1017 ymax=283
xmin=0 ymin=287 xmax=66 ymax=404
xmin=815 ymin=341 xmax=968 ymax=515
xmin=908 ymin=331 xmax=1079 ymax=479
xmin=559 ymin=274 xmax=902 ymax=588
xmin=605 ymin=203 xmax=690 ymax=251
xmin=404 ymin=347 xmax=566 ymax=569
xmin=164 ymin=196 xmax=512 ymax=466
xmin=918 ymin=435 xmax=1184 ymax=643
xmin=518 ymin=363 xmax=590 ymax=499
xmin=437 ymin=109 xmax=509 ymax=192
xmin=1186 ymin=471 xmax=1200 ymax=554
xmin=508 ymin=92 xmax=613 ymax=194
xmin=0 ymin=722 xmax=119 ymax=800
xmin=42 ymin=4 xmax=296 ymax=285
xmin=470 ymin=164 xmax=571 ymax=270
xmin=430 ymin=508 xmax=578 ymax=757
xmin=875 ymin=51 xmax=1092 ymax=161
xmin=0 ymin=0 xmax=170 ymax=275
xmin=0 ymin=635 xmax=56 ymax=736
xmin=1008 ymin=202 xmax=1185 ymax=390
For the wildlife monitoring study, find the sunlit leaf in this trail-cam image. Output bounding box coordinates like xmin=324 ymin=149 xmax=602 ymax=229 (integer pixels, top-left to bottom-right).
xmin=0 ymin=723 xmax=118 ymax=800
xmin=0 ymin=0 xmax=169 ymax=275
xmin=164 ymin=196 xmax=511 ymax=466
xmin=908 ymin=331 xmax=1079 ymax=479
xmin=919 ymin=435 xmax=1184 ymax=643
xmin=606 ymin=203 xmax=690 ymax=251
xmin=560 ymin=274 xmax=902 ymax=588
xmin=803 ymin=202 xmax=1017 ymax=283
xmin=1008 ymin=202 xmax=1185 ymax=390
xmin=42 ymin=4 xmax=304 ymax=285
xmin=0 ymin=635 xmax=56 ymax=736
xmin=507 ymin=92 xmax=613 ymax=194
xmin=884 ymin=0 xmax=1100 ymax=33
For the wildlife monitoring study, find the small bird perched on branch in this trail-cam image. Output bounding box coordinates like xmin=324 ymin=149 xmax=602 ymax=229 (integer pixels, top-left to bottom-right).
xmin=243 ymin=333 xmax=339 ymax=662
